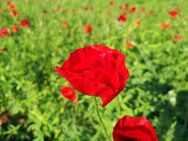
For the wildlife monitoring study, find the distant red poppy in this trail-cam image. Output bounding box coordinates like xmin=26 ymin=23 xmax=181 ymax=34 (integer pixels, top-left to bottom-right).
xmin=109 ymin=1 xmax=115 ymax=8
xmin=113 ymin=116 xmax=158 ymax=141
xmin=125 ymin=3 xmax=129 ymax=9
xmin=169 ymin=9 xmax=178 ymax=18
xmin=11 ymin=25 xmax=19 ymax=33
xmin=11 ymin=10 xmax=19 ymax=17
xmin=0 ymin=116 xmax=8 ymax=124
xmin=7 ymin=2 xmax=16 ymax=9
xmin=62 ymin=21 xmax=69 ymax=29
xmin=55 ymin=44 xmax=129 ymax=107
xmin=126 ymin=41 xmax=134 ymax=48
xmin=174 ymin=35 xmax=183 ymax=41
xmin=129 ymin=6 xmax=137 ymax=13
xmin=150 ymin=10 xmax=155 ymax=15
xmin=20 ymin=19 xmax=30 ymax=27
xmin=61 ymin=86 xmax=78 ymax=103
xmin=176 ymin=7 xmax=181 ymax=12
xmin=135 ymin=19 xmax=141 ymax=26
xmin=0 ymin=28 xmax=9 ymax=38
xmin=84 ymin=24 xmax=92 ymax=33
xmin=160 ymin=22 xmax=170 ymax=29
xmin=118 ymin=14 xmax=127 ymax=22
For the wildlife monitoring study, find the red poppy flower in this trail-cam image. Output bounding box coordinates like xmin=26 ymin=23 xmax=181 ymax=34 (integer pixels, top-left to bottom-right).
xmin=125 ymin=3 xmax=129 ymax=9
xmin=84 ymin=24 xmax=92 ymax=33
xmin=160 ymin=22 xmax=170 ymax=29
xmin=7 ymin=2 xmax=16 ymax=9
xmin=61 ymin=86 xmax=78 ymax=103
xmin=55 ymin=44 xmax=129 ymax=107
xmin=113 ymin=116 xmax=158 ymax=141
xmin=169 ymin=9 xmax=178 ymax=18
xmin=174 ymin=35 xmax=183 ymax=41
xmin=0 ymin=116 xmax=8 ymax=124
xmin=0 ymin=28 xmax=9 ymax=38
xmin=149 ymin=10 xmax=155 ymax=15
xmin=20 ymin=19 xmax=30 ymax=27
xmin=62 ymin=21 xmax=69 ymax=29
xmin=109 ymin=1 xmax=115 ymax=8
xmin=126 ymin=41 xmax=134 ymax=49
xmin=11 ymin=10 xmax=19 ymax=17
xmin=11 ymin=25 xmax=19 ymax=33
xmin=118 ymin=14 xmax=127 ymax=22
xmin=129 ymin=6 xmax=137 ymax=13
xmin=135 ymin=19 xmax=141 ymax=26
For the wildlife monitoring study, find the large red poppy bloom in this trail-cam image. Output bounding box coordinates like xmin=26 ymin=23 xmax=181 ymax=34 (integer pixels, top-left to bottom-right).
xmin=55 ymin=44 xmax=129 ymax=107
xmin=113 ymin=116 xmax=158 ymax=141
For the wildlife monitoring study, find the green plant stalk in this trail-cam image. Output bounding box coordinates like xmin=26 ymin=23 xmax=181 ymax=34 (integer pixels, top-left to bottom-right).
xmin=94 ymin=97 xmax=111 ymax=141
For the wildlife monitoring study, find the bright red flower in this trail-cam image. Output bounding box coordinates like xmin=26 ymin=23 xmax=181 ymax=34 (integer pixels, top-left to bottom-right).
xmin=84 ymin=24 xmax=92 ymax=33
xmin=118 ymin=14 xmax=127 ymax=22
xmin=7 ymin=2 xmax=16 ymax=9
xmin=113 ymin=116 xmax=158 ymax=141
xmin=11 ymin=10 xmax=19 ymax=17
xmin=129 ymin=6 xmax=137 ymax=13
xmin=61 ymin=86 xmax=78 ymax=103
xmin=20 ymin=19 xmax=30 ymax=27
xmin=169 ymin=9 xmax=178 ymax=18
xmin=11 ymin=25 xmax=19 ymax=33
xmin=174 ymin=35 xmax=183 ymax=41
xmin=160 ymin=22 xmax=170 ymax=29
xmin=55 ymin=44 xmax=129 ymax=107
xmin=149 ymin=10 xmax=155 ymax=15
xmin=0 ymin=28 xmax=9 ymax=38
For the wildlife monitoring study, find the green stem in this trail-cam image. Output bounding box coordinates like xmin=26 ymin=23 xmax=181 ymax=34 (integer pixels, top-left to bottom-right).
xmin=94 ymin=98 xmax=111 ymax=141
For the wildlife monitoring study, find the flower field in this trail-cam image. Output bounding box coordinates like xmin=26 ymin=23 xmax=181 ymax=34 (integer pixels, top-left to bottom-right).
xmin=0 ymin=0 xmax=188 ymax=141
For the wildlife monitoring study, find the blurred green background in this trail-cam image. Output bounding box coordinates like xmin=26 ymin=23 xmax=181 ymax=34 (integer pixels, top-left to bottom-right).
xmin=0 ymin=0 xmax=188 ymax=140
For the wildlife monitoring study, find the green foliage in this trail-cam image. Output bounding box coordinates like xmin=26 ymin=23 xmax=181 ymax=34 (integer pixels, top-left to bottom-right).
xmin=1 ymin=0 xmax=188 ymax=141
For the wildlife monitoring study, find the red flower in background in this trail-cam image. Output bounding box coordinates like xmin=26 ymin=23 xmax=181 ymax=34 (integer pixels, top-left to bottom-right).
xmin=11 ymin=25 xmax=19 ymax=33
xmin=113 ymin=116 xmax=158 ymax=141
xmin=61 ymin=86 xmax=78 ymax=103
xmin=55 ymin=44 xmax=129 ymax=107
xmin=160 ymin=22 xmax=170 ymax=29
xmin=149 ymin=10 xmax=155 ymax=15
xmin=135 ymin=19 xmax=141 ymax=26
xmin=11 ymin=10 xmax=19 ymax=17
xmin=129 ymin=6 xmax=137 ymax=13
xmin=126 ymin=41 xmax=134 ymax=49
xmin=174 ymin=35 xmax=183 ymax=41
xmin=84 ymin=24 xmax=92 ymax=33
xmin=109 ymin=1 xmax=115 ymax=8
xmin=169 ymin=9 xmax=178 ymax=18
xmin=0 ymin=28 xmax=9 ymax=38
xmin=20 ymin=19 xmax=30 ymax=27
xmin=125 ymin=3 xmax=129 ymax=9
xmin=7 ymin=2 xmax=16 ymax=9
xmin=118 ymin=14 xmax=127 ymax=22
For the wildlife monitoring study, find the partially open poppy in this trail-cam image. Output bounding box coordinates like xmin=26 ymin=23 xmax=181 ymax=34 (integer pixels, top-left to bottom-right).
xmin=113 ymin=116 xmax=158 ymax=141
xmin=61 ymin=86 xmax=78 ymax=103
